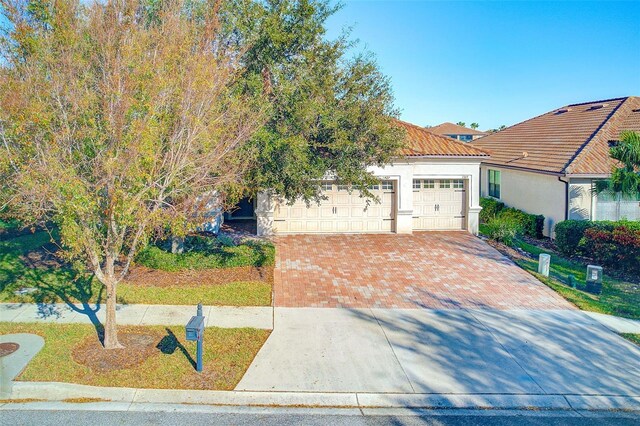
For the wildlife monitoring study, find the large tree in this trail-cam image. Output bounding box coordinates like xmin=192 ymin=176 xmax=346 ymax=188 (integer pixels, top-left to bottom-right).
xmin=0 ymin=0 xmax=264 ymax=348
xmin=595 ymin=131 xmax=640 ymax=198
xmin=221 ymin=0 xmax=404 ymax=202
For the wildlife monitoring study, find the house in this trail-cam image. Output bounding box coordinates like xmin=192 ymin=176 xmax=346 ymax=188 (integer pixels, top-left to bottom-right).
xmin=228 ymin=119 xmax=490 ymax=236
xmin=471 ymin=96 xmax=640 ymax=237
xmin=428 ymin=122 xmax=487 ymax=142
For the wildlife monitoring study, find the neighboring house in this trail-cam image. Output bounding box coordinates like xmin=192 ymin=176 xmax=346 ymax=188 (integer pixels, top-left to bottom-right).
xmin=471 ymin=96 xmax=640 ymax=237
xmin=228 ymin=119 xmax=489 ymax=236
xmin=428 ymin=122 xmax=487 ymax=142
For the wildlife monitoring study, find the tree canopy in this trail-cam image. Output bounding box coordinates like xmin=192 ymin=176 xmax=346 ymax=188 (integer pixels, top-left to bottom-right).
xmin=221 ymin=0 xmax=404 ymax=203
xmin=595 ymin=131 xmax=640 ymax=198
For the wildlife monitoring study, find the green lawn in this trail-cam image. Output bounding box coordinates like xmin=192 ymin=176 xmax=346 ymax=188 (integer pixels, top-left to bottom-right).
xmin=491 ymin=236 xmax=640 ymax=320
xmin=621 ymin=333 xmax=640 ymax=346
xmin=0 ymin=322 xmax=269 ymax=390
xmin=1 ymin=231 xmax=272 ymax=306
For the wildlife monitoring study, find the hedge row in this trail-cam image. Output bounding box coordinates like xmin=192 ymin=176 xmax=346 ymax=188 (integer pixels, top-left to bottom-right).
xmin=480 ymin=197 xmax=544 ymax=239
xmin=555 ymin=220 xmax=640 ymax=273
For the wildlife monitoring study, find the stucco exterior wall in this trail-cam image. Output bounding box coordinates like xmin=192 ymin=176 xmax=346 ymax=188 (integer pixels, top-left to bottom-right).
xmin=257 ymin=157 xmax=483 ymax=236
xmin=480 ymin=166 xmax=566 ymax=237
xmin=568 ymin=178 xmax=595 ymax=220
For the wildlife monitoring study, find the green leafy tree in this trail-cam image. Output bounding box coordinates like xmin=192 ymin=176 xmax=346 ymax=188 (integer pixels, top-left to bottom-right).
xmin=595 ymin=131 xmax=640 ymax=198
xmin=470 ymin=122 xmax=479 ymax=130
xmin=221 ymin=0 xmax=404 ymax=202
xmin=456 ymin=121 xmax=466 ymax=127
xmin=0 ymin=0 xmax=263 ymax=348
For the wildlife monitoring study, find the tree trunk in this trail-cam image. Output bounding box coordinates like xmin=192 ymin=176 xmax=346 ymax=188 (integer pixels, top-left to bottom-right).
xmin=103 ymin=280 xmax=123 ymax=349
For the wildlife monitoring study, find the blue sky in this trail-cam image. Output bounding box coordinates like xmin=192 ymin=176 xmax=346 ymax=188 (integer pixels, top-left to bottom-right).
xmin=326 ymin=1 xmax=640 ymax=130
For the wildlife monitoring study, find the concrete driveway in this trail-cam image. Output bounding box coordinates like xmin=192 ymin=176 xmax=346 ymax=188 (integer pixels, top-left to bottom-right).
xmin=274 ymin=232 xmax=572 ymax=309
xmin=237 ymin=308 xmax=640 ymax=398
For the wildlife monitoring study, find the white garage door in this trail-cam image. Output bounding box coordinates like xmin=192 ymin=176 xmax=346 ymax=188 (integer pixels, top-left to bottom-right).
xmin=273 ymin=181 xmax=395 ymax=234
xmin=413 ymin=179 xmax=466 ymax=230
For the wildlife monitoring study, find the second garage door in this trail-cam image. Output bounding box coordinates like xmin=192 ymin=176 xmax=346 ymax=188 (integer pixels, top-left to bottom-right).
xmin=413 ymin=179 xmax=467 ymax=230
xmin=273 ymin=181 xmax=395 ymax=234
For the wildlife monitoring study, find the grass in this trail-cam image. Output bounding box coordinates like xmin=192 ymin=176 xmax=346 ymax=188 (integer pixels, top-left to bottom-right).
xmin=0 ymin=322 xmax=270 ymax=390
xmin=117 ymin=281 xmax=271 ymax=306
xmin=482 ymin=232 xmax=640 ymax=320
xmin=621 ymin=333 xmax=640 ymax=346
xmin=136 ymin=243 xmax=275 ymax=272
xmin=0 ymin=231 xmax=272 ymax=306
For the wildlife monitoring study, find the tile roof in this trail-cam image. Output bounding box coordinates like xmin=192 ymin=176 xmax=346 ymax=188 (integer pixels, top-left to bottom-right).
xmin=394 ymin=119 xmax=490 ymax=158
xmin=428 ymin=122 xmax=487 ymax=136
xmin=470 ymin=96 xmax=640 ymax=175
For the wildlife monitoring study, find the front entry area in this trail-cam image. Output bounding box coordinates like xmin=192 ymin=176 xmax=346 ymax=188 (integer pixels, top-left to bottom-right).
xmin=413 ymin=179 xmax=466 ymax=230
xmin=272 ymin=180 xmax=396 ymax=234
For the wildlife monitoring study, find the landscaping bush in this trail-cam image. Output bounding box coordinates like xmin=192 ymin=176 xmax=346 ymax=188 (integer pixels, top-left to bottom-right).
xmin=581 ymin=225 xmax=640 ymax=274
xmin=554 ymin=220 xmax=596 ymax=255
xmin=499 ymin=207 xmax=544 ymax=239
xmin=479 ymin=197 xmax=505 ymax=223
xmin=484 ymin=216 xmax=523 ymax=246
xmin=555 ymin=219 xmax=640 ymax=256
xmin=136 ymin=240 xmax=275 ymax=271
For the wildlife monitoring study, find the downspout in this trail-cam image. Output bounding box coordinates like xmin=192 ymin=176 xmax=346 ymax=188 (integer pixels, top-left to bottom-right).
xmin=558 ymin=175 xmax=570 ymax=221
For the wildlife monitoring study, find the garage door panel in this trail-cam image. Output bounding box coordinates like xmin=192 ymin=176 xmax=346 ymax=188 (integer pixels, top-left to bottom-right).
xmin=273 ymin=181 xmax=395 ymax=234
xmin=413 ymin=179 xmax=466 ymax=231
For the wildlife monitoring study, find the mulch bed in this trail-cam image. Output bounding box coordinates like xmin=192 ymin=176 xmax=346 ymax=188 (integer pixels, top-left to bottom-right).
xmin=72 ymin=331 xmax=163 ymax=372
xmin=125 ymin=265 xmax=274 ymax=287
xmin=0 ymin=342 xmax=20 ymax=357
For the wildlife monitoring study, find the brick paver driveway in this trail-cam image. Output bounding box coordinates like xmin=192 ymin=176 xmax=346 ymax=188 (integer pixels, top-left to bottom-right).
xmin=274 ymin=232 xmax=573 ymax=309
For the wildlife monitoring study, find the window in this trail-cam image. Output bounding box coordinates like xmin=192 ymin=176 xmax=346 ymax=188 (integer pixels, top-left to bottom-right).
xmin=413 ymin=180 xmax=421 ymax=190
xmin=439 ymin=180 xmax=451 ymax=189
xmin=320 ymin=182 xmax=333 ymax=191
xmin=381 ymin=181 xmax=393 ymax=190
xmin=424 ymin=180 xmax=435 ymax=189
xmin=488 ymin=169 xmax=501 ymax=198
xmin=337 ymin=184 xmax=349 ymax=191
xmin=368 ymin=184 xmax=380 ymax=190
xmin=452 ymin=179 xmax=464 ymax=189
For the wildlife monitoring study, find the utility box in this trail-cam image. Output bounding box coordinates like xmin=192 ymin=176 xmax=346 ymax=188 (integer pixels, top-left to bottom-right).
xmin=538 ymin=254 xmax=551 ymax=277
xmin=585 ymin=265 xmax=603 ymax=294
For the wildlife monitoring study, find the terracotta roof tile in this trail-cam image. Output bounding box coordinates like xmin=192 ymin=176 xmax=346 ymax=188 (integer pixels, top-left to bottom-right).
xmin=470 ymin=96 xmax=640 ymax=175
xmin=394 ymin=119 xmax=490 ymax=158
xmin=428 ymin=122 xmax=487 ymax=136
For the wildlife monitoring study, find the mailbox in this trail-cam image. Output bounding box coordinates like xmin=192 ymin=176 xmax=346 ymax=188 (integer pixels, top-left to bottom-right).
xmin=186 ymin=315 xmax=205 ymax=341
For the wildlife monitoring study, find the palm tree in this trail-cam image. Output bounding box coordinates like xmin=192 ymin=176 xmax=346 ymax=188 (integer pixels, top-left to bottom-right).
xmin=595 ymin=131 xmax=640 ymax=198
xmin=456 ymin=121 xmax=466 ymax=127
xmin=470 ymin=122 xmax=479 ymax=130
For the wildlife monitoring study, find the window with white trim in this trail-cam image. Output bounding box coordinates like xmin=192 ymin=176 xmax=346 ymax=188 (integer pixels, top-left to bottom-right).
xmin=424 ymin=180 xmax=435 ymax=189
xmin=452 ymin=179 xmax=464 ymax=189
xmin=337 ymin=184 xmax=349 ymax=191
xmin=320 ymin=182 xmax=333 ymax=191
xmin=488 ymin=170 xmax=501 ymax=198
xmin=368 ymin=183 xmax=380 ymax=190
xmin=381 ymin=181 xmax=393 ymax=190
xmin=439 ymin=180 xmax=451 ymax=189
xmin=413 ymin=180 xmax=421 ymax=190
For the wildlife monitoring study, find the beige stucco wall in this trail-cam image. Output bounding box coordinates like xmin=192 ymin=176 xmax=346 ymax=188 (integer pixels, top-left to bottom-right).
xmin=568 ymin=178 xmax=595 ymax=220
xmin=480 ymin=166 xmax=566 ymax=237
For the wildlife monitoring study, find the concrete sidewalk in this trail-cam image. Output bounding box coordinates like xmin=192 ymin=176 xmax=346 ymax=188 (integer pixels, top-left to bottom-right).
xmin=238 ymin=308 xmax=640 ymax=397
xmin=0 ymin=303 xmax=273 ymax=329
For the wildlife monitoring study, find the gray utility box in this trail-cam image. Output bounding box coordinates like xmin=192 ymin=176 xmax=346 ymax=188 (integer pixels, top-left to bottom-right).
xmin=585 ymin=265 xmax=603 ymax=295
xmin=186 ymin=315 xmax=205 ymax=341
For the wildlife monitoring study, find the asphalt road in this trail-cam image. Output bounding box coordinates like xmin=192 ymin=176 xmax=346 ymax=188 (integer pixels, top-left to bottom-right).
xmin=1 ymin=409 xmax=638 ymax=426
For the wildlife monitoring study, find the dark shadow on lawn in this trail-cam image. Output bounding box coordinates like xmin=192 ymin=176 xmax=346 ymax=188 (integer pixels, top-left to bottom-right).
xmin=157 ymin=328 xmax=196 ymax=369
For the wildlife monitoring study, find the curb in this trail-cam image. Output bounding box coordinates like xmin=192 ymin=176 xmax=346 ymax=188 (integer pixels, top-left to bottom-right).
xmin=6 ymin=382 xmax=640 ymax=411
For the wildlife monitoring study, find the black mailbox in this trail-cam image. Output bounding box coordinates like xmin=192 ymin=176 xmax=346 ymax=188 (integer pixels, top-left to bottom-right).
xmin=185 ymin=315 xmax=205 ymax=341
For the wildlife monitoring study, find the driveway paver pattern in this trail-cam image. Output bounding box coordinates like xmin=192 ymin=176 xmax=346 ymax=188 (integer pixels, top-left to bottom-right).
xmin=274 ymin=232 xmax=573 ymax=309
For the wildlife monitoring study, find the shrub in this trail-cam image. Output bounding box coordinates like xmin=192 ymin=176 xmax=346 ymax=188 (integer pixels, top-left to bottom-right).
xmin=484 ymin=216 xmax=523 ymax=246
xmin=136 ymin=240 xmax=275 ymax=272
xmin=480 ymin=197 xmax=505 ymax=223
xmin=581 ymin=225 xmax=640 ymax=274
xmin=555 ymin=219 xmax=640 ymax=256
xmin=499 ymin=207 xmax=544 ymax=239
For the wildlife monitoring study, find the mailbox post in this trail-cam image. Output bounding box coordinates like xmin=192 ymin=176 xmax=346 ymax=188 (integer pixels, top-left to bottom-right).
xmin=185 ymin=303 xmax=205 ymax=372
